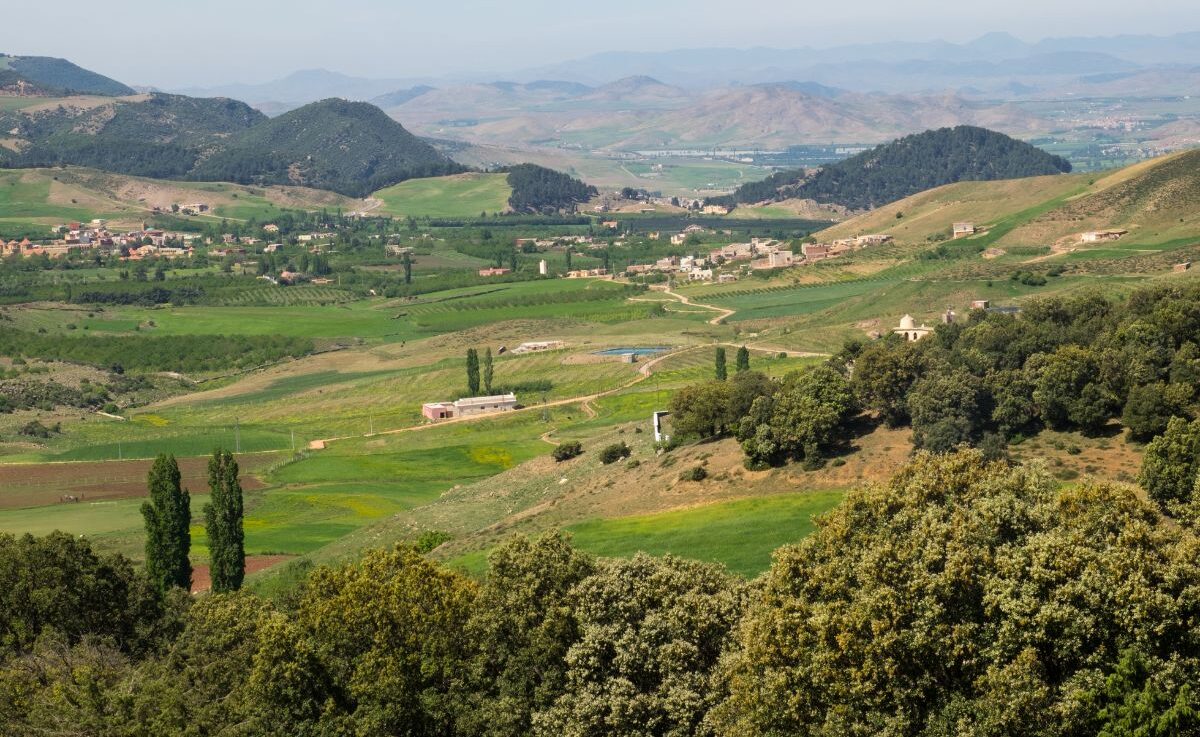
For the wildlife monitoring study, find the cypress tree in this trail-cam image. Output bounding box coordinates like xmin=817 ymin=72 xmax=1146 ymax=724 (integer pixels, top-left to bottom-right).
xmin=467 ymin=348 xmax=481 ymax=395
xmin=141 ymin=453 xmax=191 ymax=591
xmin=715 ymin=347 xmax=728 ymax=381
xmin=483 ymin=347 xmax=494 ymax=394
xmin=736 ymin=346 xmax=751 ymax=373
xmin=204 ymin=449 xmax=244 ymax=593
xmin=402 ymin=251 xmax=412 ymax=284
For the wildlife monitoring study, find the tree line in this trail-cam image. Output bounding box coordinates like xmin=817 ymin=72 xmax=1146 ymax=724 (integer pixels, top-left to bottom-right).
xmin=1 ymin=450 xmax=1197 ymax=735
xmin=503 ymin=164 xmax=598 ymax=214
xmin=673 ymin=283 xmax=1200 ymax=482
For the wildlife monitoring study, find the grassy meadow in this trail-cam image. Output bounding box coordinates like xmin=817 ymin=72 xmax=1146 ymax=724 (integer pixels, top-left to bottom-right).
xmin=373 ymin=173 xmax=512 ymax=218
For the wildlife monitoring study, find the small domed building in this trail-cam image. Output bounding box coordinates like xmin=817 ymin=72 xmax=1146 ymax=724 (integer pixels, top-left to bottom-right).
xmin=894 ymin=314 xmax=933 ymax=342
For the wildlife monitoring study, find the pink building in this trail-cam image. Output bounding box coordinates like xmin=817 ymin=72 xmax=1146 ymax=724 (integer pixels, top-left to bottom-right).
xmin=422 ymin=402 xmax=456 ymax=421
xmin=479 ymin=267 xmax=511 ymax=277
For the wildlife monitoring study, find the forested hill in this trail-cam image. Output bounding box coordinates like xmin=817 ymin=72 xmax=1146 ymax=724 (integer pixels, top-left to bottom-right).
xmin=503 ymin=164 xmax=597 ymax=213
xmin=715 ymin=126 xmax=1072 ymax=211
xmin=190 ymin=99 xmax=464 ymax=197
xmin=0 ymin=94 xmax=464 ymax=197
xmin=0 ymin=94 xmax=267 ymax=179
xmin=0 ymin=53 xmax=135 ymax=96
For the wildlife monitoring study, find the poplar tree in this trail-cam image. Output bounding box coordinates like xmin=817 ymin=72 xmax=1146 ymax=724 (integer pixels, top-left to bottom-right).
xmin=141 ymin=453 xmax=192 ymax=591
xmin=204 ymin=449 xmax=245 ymax=593
xmin=715 ymin=346 xmax=728 ymax=381
xmin=736 ymin=345 xmax=751 ymax=373
xmin=402 ymin=251 xmax=412 ymax=284
xmin=466 ymin=348 xmax=481 ymax=395
xmin=483 ymin=347 xmax=494 ymax=394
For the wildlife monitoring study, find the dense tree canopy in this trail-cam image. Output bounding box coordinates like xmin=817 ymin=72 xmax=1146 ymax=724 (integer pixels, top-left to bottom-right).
xmin=717 ymin=450 xmax=1200 ymax=737
xmin=504 ymin=164 xmax=597 ymax=214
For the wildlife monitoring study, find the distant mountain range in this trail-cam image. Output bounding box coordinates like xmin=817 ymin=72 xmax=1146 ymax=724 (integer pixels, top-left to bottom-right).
xmin=162 ymin=31 xmax=1200 ymax=113
xmin=510 ymin=31 xmax=1200 ymax=92
xmin=376 ymin=77 xmax=1048 ymax=150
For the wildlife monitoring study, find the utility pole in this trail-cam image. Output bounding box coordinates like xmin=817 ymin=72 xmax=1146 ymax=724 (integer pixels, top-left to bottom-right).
xmin=290 ymin=429 xmax=295 ymax=452
xmin=234 ymin=417 xmax=241 ymax=453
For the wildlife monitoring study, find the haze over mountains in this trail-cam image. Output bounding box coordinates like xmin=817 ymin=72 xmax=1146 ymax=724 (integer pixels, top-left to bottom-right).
xmin=140 ymin=30 xmax=1200 ymax=162
xmin=512 ymin=31 xmax=1200 ymax=90
xmin=169 ymin=31 xmax=1200 ymax=112
xmin=3 ymin=29 xmax=1200 ymax=205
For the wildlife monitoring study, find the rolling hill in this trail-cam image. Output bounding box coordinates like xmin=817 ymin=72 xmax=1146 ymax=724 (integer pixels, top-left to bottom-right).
xmin=815 ymin=147 xmax=1200 ymax=256
xmin=0 ymin=166 xmax=358 ymax=236
xmin=0 ymin=94 xmax=267 ymax=178
xmin=0 ymin=88 xmax=463 ymax=197
xmin=716 ymin=126 xmax=1071 ymax=211
xmin=372 ymin=172 xmax=512 ymax=219
xmin=0 ymin=53 xmax=134 ymax=96
xmin=188 ymin=98 xmax=464 ymax=197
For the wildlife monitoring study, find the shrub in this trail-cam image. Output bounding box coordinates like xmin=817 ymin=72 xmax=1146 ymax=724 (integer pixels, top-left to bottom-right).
xmin=680 ymin=466 xmax=708 ymax=482
xmin=18 ymin=420 xmax=58 ymax=438
xmin=414 ymin=530 xmax=452 ymax=553
xmin=552 ymin=441 xmax=583 ymax=462
xmin=599 ymin=442 xmax=631 ymax=465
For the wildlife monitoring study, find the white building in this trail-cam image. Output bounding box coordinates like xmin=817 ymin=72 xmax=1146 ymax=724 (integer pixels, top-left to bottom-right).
xmin=894 ymin=314 xmax=933 ymax=342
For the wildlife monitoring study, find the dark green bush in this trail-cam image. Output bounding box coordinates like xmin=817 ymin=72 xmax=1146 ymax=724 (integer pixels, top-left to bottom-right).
xmin=599 ymin=442 xmax=631 ymax=465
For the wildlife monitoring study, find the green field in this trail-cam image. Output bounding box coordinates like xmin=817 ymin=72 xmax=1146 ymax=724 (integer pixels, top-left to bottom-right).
xmin=373 ymin=173 xmax=512 ymax=218
xmin=564 ymin=491 xmax=843 ymax=577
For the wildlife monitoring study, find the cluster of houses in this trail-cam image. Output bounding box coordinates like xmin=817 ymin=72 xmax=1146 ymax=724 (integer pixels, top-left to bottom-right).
xmin=150 ymin=202 xmax=210 ymax=216
xmin=515 ymin=235 xmax=595 ymax=249
xmin=2 ymin=220 xmax=198 ymax=259
xmin=619 ymin=233 xmax=893 ymax=282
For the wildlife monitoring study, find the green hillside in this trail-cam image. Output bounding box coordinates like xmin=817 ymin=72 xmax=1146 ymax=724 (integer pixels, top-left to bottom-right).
xmin=0 ymin=53 xmax=134 ymax=96
xmin=0 ymin=166 xmax=358 ymax=236
xmin=718 ymin=126 xmax=1072 ymax=211
xmin=373 ymin=173 xmax=512 ymax=218
xmin=817 ymin=147 xmax=1200 ymax=253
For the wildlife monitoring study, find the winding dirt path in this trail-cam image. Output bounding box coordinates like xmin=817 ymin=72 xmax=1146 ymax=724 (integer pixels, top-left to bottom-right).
xmin=657 ymin=286 xmax=736 ymax=325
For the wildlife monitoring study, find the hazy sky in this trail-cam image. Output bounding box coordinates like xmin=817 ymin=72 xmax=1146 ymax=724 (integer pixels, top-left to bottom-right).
xmin=6 ymin=0 xmax=1199 ymax=88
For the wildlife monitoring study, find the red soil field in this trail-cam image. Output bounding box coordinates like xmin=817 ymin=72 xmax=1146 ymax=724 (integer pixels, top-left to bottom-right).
xmin=190 ymin=555 xmax=294 ymax=594
xmin=0 ymin=452 xmax=283 ymax=510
